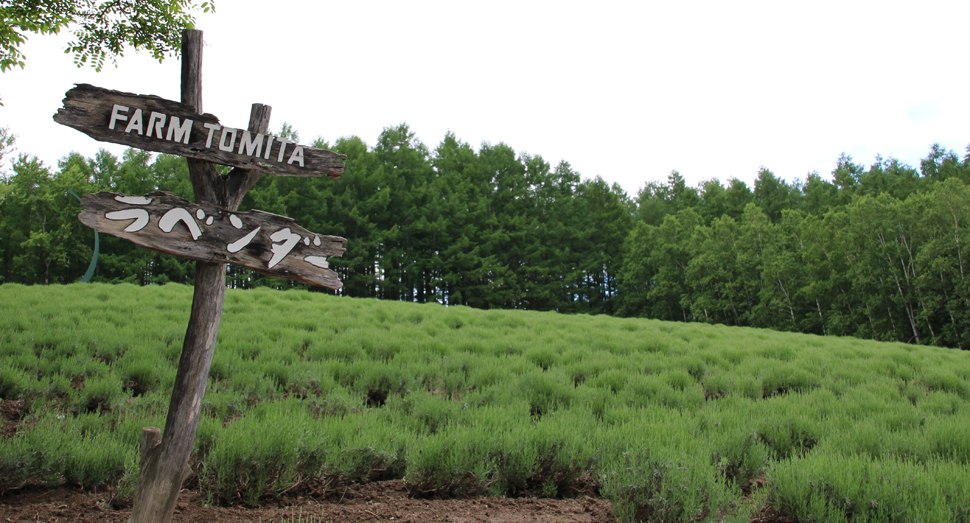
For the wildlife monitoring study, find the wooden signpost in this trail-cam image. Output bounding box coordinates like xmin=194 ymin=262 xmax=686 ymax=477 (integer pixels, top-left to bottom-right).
xmin=54 ymin=29 xmax=347 ymax=523
xmin=78 ymin=191 xmax=346 ymax=288
xmin=54 ymin=84 xmax=345 ymax=178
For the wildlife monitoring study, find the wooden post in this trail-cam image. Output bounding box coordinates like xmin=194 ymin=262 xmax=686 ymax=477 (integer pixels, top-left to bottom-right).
xmin=127 ymin=29 xmax=270 ymax=523
xmin=53 ymin=26 xmax=345 ymax=523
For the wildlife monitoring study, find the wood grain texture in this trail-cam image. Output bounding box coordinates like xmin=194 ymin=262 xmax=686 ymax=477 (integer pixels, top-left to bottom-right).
xmin=128 ymin=262 xmax=226 ymax=523
xmin=128 ymin=30 xmax=213 ymax=523
xmin=138 ymin=428 xmax=161 ymax=462
xmin=126 ymin=30 xmax=341 ymax=523
xmin=180 ymin=30 xmax=203 ymax=113
xmin=224 ymin=103 xmax=272 ymax=210
xmin=53 ymin=83 xmax=346 ymax=179
xmin=79 ymin=191 xmax=346 ymax=289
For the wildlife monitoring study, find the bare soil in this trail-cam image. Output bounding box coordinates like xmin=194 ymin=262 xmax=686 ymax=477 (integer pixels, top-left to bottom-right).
xmin=0 ymin=399 xmax=26 ymax=438
xmin=0 ymin=481 xmax=617 ymax=523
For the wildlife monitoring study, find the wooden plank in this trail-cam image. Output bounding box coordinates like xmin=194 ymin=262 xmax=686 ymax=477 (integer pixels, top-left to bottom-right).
xmin=53 ymin=83 xmax=347 ymax=179
xmin=79 ymin=191 xmax=346 ymax=289
xmin=125 ymin=29 xmax=346 ymax=523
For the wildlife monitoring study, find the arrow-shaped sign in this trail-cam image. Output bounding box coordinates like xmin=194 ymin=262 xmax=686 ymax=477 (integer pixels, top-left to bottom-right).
xmin=79 ymin=191 xmax=346 ymax=289
xmin=54 ymin=84 xmax=347 ymax=179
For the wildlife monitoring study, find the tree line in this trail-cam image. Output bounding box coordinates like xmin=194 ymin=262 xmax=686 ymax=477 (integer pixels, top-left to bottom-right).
xmin=2 ymin=124 xmax=969 ymax=348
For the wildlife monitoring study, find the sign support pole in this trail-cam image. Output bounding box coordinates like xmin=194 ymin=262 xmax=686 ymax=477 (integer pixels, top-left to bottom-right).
xmin=54 ymin=26 xmax=345 ymax=521
xmin=127 ymin=29 xmax=270 ymax=523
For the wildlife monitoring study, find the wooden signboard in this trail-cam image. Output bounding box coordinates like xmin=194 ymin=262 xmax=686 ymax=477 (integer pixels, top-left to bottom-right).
xmin=51 ymin=30 xmax=352 ymax=523
xmin=79 ymin=191 xmax=346 ymax=289
xmin=54 ymin=83 xmax=346 ymax=178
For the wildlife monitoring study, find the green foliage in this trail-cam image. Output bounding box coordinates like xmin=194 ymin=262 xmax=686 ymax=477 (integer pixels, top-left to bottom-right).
xmin=2 ymin=284 xmax=970 ymax=522
xmin=0 ymin=0 xmax=214 ymax=73
xmin=769 ymin=452 xmax=970 ymax=522
xmin=619 ymin=147 xmax=970 ymax=349
xmin=4 ymin=123 xmax=970 ymax=350
xmin=0 ymin=414 xmax=134 ymax=489
xmin=0 ymin=0 xmax=214 ymax=105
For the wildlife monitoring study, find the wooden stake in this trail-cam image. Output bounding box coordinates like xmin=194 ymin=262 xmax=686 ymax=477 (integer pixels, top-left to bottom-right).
xmin=138 ymin=428 xmax=161 ymax=462
xmin=127 ymin=29 xmax=271 ymax=523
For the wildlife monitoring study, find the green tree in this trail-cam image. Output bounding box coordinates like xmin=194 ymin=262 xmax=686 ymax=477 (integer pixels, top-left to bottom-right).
xmin=858 ymin=156 xmax=922 ymax=201
xmin=913 ymin=179 xmax=970 ymax=348
xmin=794 ymin=212 xmax=845 ymax=336
xmin=477 ymin=141 xmax=528 ymax=308
xmin=735 ymin=204 xmax=774 ymax=327
xmin=0 ymin=0 xmax=213 ymax=71
xmin=753 ymin=167 xmax=800 ymax=223
xmin=759 ymin=210 xmax=805 ymax=331
xmin=687 ymin=215 xmax=743 ymax=325
xmin=372 ymin=123 xmax=434 ymax=302
xmin=2 ymin=154 xmax=95 ymax=284
xmin=624 ymin=208 xmax=701 ymax=321
xmin=920 ymin=143 xmax=970 ymax=183
xmin=634 ymin=170 xmax=700 ymax=226
xmin=723 ymin=177 xmax=754 ymax=221
xmin=800 ymin=171 xmax=838 ymax=215
xmin=324 ymin=135 xmax=383 ymax=297
xmin=832 ymin=153 xmax=864 ymax=203
xmin=697 ymin=178 xmax=727 ymax=224
xmin=571 ymin=176 xmax=632 ymax=314
xmin=430 ymin=132 xmax=491 ymax=306
xmin=0 ymin=126 xmax=15 ymax=171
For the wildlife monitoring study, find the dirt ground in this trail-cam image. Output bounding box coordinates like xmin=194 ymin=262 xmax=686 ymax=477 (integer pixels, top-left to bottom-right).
xmin=0 ymin=481 xmax=617 ymax=523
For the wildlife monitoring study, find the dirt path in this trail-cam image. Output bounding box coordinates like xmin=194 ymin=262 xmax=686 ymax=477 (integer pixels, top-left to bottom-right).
xmin=0 ymin=481 xmax=616 ymax=523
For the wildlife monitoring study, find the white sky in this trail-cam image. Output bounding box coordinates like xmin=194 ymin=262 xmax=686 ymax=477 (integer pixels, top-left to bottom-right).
xmin=2 ymin=0 xmax=968 ymax=197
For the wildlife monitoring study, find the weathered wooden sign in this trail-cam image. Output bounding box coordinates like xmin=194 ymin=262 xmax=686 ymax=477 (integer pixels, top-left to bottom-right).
xmin=54 ymin=83 xmax=346 ymax=178
xmin=79 ymin=191 xmax=346 ymax=289
xmin=54 ymin=30 xmax=352 ymax=523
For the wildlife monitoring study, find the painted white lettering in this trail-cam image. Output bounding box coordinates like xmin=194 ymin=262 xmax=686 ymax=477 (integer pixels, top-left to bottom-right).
xmin=287 ymin=146 xmax=305 ymax=167
xmin=227 ymin=226 xmax=261 ymax=253
xmin=203 ymin=123 xmax=222 ymax=148
xmin=108 ymin=105 xmax=129 ymax=130
xmin=219 ymin=127 xmax=238 ymax=152
xmin=195 ymin=209 xmax=205 ymax=220
xmin=276 ymin=137 xmax=292 ymax=163
xmin=229 ymin=214 xmax=244 ymax=229
xmin=114 ymin=195 xmax=152 ymax=205
xmin=166 ymin=117 xmax=193 ymax=144
xmin=158 ymin=207 xmax=203 ymax=240
xmin=105 ymin=209 xmax=150 ymax=232
xmin=147 ymin=112 xmax=166 ymax=139
xmin=124 ymin=109 xmax=144 ymax=135
xmin=263 ymin=136 xmax=275 ymax=160
xmin=305 ymin=256 xmax=329 ymax=269
xmin=268 ymin=227 xmax=301 ymax=268
xmin=238 ymin=131 xmax=264 ymax=157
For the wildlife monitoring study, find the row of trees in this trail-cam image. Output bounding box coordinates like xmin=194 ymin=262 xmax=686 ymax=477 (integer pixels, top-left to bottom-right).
xmin=2 ymin=124 xmax=969 ymax=347
xmin=621 ymin=177 xmax=970 ymax=349
xmin=622 ymin=149 xmax=970 ymax=349
xmin=0 ymin=124 xmax=633 ymax=315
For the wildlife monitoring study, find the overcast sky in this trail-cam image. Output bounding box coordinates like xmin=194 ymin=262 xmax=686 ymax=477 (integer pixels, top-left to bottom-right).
xmin=2 ymin=0 xmax=968 ymax=196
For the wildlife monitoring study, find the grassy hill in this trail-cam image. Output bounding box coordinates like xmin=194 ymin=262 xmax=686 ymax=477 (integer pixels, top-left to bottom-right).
xmin=2 ymin=283 xmax=969 ymax=522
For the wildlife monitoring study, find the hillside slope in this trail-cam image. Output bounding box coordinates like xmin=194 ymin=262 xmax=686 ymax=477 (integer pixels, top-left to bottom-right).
xmin=2 ymin=283 xmax=970 ymax=522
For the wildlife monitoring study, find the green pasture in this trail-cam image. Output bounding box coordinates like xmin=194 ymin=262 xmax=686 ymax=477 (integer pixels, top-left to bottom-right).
xmin=2 ymin=283 xmax=970 ymax=522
